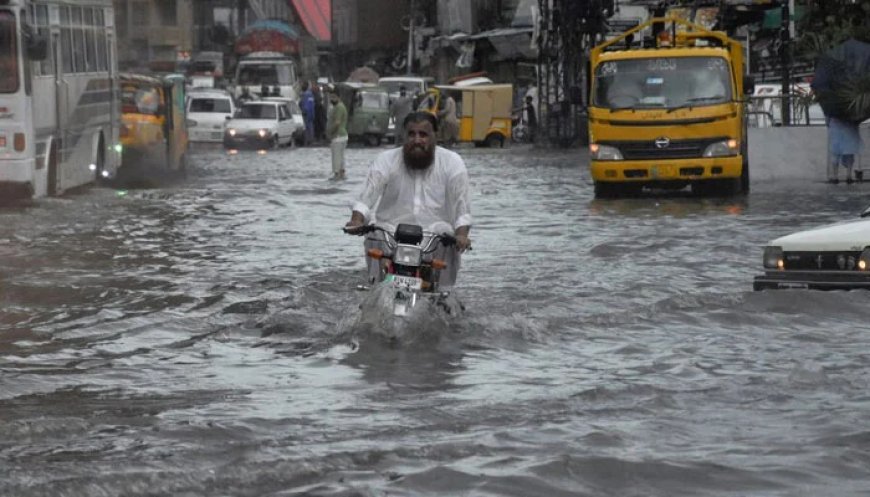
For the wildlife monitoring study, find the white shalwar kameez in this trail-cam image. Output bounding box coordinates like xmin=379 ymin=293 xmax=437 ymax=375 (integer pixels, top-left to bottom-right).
xmin=352 ymin=146 xmax=472 ymax=287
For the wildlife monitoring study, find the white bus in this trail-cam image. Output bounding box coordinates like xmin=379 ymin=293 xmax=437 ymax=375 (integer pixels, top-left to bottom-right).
xmin=0 ymin=0 xmax=120 ymax=200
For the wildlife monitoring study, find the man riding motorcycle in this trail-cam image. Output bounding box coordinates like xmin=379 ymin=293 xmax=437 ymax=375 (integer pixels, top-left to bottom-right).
xmin=344 ymin=111 xmax=472 ymax=288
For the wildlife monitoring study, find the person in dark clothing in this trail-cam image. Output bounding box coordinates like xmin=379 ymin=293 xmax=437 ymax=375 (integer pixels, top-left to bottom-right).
xmin=313 ymin=85 xmax=327 ymax=142
xmin=524 ymin=95 xmax=537 ymax=143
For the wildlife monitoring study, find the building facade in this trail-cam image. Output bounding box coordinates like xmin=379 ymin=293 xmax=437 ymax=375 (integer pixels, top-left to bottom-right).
xmin=114 ymin=0 xmax=195 ymax=71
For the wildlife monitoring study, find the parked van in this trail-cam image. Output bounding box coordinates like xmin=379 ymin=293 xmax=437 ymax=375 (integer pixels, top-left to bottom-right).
xmin=378 ymin=76 xmax=434 ymax=102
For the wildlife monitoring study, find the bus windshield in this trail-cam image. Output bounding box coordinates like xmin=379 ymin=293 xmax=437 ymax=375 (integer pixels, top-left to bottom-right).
xmin=593 ymin=56 xmax=733 ymax=110
xmin=0 ymin=10 xmax=19 ymax=94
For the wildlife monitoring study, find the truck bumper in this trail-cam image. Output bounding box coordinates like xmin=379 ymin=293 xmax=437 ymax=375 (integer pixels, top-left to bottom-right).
xmin=753 ymin=270 xmax=870 ymax=291
xmin=591 ymin=155 xmax=743 ymax=183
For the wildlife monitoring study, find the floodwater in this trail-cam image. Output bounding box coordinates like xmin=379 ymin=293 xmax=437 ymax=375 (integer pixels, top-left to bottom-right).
xmin=2 ymin=144 xmax=870 ymax=496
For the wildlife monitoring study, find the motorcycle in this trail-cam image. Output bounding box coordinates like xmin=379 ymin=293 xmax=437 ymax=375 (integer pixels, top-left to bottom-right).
xmin=344 ymin=223 xmax=466 ymax=318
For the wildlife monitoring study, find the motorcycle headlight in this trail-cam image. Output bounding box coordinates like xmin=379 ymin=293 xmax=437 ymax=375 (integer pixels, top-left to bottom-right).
xmin=394 ymin=245 xmax=422 ymax=266
xmin=590 ymin=143 xmax=623 ymax=161
xmin=258 ymin=129 xmax=268 ymax=138
xmin=703 ymin=139 xmax=739 ymax=158
xmin=227 ymin=128 xmax=237 ymax=136
xmin=858 ymin=248 xmax=870 ymax=270
xmin=763 ymin=246 xmax=784 ymax=270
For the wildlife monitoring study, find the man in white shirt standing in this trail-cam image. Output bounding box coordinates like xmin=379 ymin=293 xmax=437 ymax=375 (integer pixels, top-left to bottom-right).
xmin=345 ymin=111 xmax=472 ymax=287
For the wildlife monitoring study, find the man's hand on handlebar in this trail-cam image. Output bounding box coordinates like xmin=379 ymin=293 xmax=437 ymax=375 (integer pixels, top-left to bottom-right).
xmin=344 ymin=211 xmax=367 ymax=236
xmin=454 ymin=234 xmax=472 ymax=253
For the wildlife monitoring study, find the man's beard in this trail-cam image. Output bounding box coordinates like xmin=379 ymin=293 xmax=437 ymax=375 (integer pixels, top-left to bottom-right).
xmin=403 ymin=143 xmax=435 ymax=170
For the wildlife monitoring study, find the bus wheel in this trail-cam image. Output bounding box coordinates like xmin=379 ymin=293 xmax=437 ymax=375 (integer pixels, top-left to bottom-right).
xmin=47 ymin=143 xmax=59 ymax=196
xmin=485 ymin=133 xmax=504 ymax=148
xmin=94 ymin=137 xmax=106 ymax=185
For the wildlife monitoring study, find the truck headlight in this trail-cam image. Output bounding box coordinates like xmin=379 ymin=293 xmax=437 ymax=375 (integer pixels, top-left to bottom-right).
xmin=703 ymin=139 xmax=739 ymax=157
xmin=858 ymin=248 xmax=870 ymax=270
xmin=258 ymin=129 xmax=268 ymax=138
xmin=227 ymin=128 xmax=237 ymax=136
xmin=763 ymin=246 xmax=784 ymax=269
xmin=590 ymin=143 xmax=623 ymax=161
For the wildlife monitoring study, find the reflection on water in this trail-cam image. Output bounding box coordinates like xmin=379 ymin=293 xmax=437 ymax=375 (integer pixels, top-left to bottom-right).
xmin=2 ymin=146 xmax=870 ymax=496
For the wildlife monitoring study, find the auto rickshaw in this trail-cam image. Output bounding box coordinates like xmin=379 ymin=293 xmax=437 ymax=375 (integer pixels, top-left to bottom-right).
xmin=119 ymin=72 xmax=189 ymax=181
xmin=432 ymin=84 xmax=514 ymax=147
xmin=335 ymin=82 xmax=390 ymax=146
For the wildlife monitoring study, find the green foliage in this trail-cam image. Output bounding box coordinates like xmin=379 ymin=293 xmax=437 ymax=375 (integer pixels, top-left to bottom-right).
xmin=841 ymin=73 xmax=870 ymax=121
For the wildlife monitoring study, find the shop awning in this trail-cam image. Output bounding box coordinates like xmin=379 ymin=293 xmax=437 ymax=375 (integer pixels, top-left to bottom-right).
xmin=289 ymin=0 xmax=331 ymax=41
xmin=469 ymin=27 xmax=536 ymax=60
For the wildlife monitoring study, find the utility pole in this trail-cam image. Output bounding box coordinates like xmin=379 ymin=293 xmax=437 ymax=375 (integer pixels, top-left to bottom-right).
xmin=780 ymin=0 xmax=791 ymax=126
xmin=406 ymin=0 xmax=416 ymax=75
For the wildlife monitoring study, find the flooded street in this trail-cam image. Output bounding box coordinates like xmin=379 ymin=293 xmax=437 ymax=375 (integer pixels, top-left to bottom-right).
xmin=3 ymin=144 xmax=870 ymax=496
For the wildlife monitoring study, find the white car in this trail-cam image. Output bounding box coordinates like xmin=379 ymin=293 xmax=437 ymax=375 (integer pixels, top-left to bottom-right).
xmin=754 ymin=208 xmax=870 ymax=290
xmin=262 ymin=96 xmax=306 ymax=146
xmin=187 ymin=90 xmax=236 ymax=143
xmin=223 ymin=101 xmax=298 ymax=150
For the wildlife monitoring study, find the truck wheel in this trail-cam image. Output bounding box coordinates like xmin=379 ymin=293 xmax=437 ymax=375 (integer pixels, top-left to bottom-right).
xmin=740 ymin=158 xmax=750 ymax=194
xmin=693 ymin=179 xmax=739 ymax=197
xmin=593 ymin=182 xmax=620 ymax=199
xmin=485 ymin=133 xmax=504 ymax=148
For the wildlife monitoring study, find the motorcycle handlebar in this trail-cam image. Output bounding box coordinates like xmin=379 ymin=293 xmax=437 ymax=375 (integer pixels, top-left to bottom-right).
xmin=343 ymin=225 xmax=468 ymax=251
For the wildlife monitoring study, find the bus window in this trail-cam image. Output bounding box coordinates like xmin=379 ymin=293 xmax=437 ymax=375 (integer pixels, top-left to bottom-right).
xmin=0 ymin=10 xmax=19 ymax=93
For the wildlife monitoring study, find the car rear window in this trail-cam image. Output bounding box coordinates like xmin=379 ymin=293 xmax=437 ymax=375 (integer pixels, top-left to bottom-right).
xmin=189 ymin=98 xmax=232 ymax=113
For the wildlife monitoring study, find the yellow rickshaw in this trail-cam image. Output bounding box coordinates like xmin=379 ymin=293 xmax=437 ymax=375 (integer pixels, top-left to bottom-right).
xmin=119 ymin=73 xmax=189 ymax=180
xmin=434 ymin=84 xmax=513 ymax=147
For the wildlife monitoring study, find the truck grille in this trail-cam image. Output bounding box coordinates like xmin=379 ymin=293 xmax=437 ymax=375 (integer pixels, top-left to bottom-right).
xmin=784 ymin=251 xmax=863 ymax=271
xmin=598 ymin=137 xmax=725 ymax=160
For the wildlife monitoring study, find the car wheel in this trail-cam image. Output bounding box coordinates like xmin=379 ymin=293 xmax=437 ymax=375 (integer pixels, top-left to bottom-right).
xmin=272 ymin=136 xmax=280 ymax=149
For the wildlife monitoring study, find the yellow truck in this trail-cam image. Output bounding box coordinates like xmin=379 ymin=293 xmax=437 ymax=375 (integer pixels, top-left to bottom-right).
xmin=588 ymin=17 xmax=754 ymax=197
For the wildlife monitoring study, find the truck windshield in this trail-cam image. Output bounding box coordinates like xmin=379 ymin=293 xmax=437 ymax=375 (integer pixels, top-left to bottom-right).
xmin=593 ymin=56 xmax=732 ymax=110
xmin=238 ymin=64 xmax=293 ymax=86
xmin=0 ymin=10 xmax=19 ymax=94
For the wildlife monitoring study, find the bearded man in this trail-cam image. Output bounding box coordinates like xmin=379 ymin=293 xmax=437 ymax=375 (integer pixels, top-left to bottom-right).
xmin=344 ymin=111 xmax=472 ymax=287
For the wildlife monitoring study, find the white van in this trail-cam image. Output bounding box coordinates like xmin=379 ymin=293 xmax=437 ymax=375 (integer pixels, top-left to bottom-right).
xmin=186 ymin=89 xmax=237 ymax=143
xmin=378 ymin=76 xmax=434 ymax=102
xmin=233 ymin=52 xmax=299 ymax=102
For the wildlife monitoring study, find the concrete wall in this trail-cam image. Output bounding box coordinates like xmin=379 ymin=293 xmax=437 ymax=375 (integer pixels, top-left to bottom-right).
xmin=748 ymin=123 xmax=870 ymax=182
xmin=748 ymin=127 xmax=826 ymax=182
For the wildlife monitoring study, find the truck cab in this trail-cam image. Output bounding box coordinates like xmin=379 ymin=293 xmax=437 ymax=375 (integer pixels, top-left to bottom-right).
xmin=588 ymin=17 xmax=754 ymax=197
xmin=233 ymin=51 xmax=299 ymax=102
